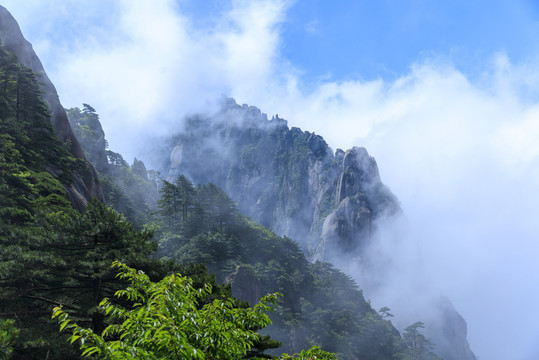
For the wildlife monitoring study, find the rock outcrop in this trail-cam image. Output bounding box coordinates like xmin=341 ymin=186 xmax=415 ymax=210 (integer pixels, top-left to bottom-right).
xmin=0 ymin=6 xmax=103 ymax=209
xmin=165 ymin=98 xmax=476 ymax=360
xmin=166 ymin=98 xmax=399 ymax=262
xmin=428 ymin=297 xmax=477 ymax=360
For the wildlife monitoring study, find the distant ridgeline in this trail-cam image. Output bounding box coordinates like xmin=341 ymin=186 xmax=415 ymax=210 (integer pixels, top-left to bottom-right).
xmin=166 ymin=98 xmax=400 ymax=265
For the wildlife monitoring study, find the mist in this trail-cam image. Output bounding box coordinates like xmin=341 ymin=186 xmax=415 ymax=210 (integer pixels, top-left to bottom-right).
xmin=356 ymin=61 xmax=539 ymax=360
xmin=4 ymin=1 xmax=539 ymax=359
xmin=2 ymin=0 xmax=289 ymax=162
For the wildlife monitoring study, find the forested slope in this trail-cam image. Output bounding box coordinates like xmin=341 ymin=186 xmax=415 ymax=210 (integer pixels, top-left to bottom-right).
xmin=0 ymin=5 xmax=102 ymax=209
xmin=0 ymin=6 xmax=443 ymax=358
xmin=0 ymin=44 xmax=271 ymax=360
xmin=68 ymin=105 xmax=442 ymax=360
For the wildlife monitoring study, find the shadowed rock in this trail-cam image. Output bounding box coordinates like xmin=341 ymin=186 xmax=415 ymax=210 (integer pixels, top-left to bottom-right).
xmin=166 ymin=98 xmax=399 ymax=262
xmin=0 ymin=5 xmax=103 ymax=209
xmin=164 ymin=98 xmax=475 ymax=360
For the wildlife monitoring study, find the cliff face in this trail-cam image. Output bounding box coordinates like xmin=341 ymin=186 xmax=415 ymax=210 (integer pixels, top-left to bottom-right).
xmin=167 ymin=98 xmax=400 ymax=262
xmin=166 ymin=98 xmax=477 ymax=360
xmin=65 ymin=106 xmax=159 ymax=226
xmin=428 ymin=298 xmax=477 ymax=360
xmin=0 ymin=6 xmax=103 ymax=209
xmin=66 ymin=105 xmax=110 ymax=175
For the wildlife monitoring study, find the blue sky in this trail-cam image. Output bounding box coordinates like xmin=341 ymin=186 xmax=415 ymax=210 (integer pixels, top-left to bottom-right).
xmin=281 ymin=0 xmax=539 ymax=80
xmin=184 ymin=0 xmax=539 ymax=81
xmin=3 ymin=1 xmax=539 ymax=359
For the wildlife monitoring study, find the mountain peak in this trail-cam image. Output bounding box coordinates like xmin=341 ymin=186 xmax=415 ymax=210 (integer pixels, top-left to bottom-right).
xmin=0 ymin=5 xmax=103 ymax=209
xmin=220 ymin=97 xmax=288 ymax=129
xmin=166 ymin=100 xmax=399 ymax=262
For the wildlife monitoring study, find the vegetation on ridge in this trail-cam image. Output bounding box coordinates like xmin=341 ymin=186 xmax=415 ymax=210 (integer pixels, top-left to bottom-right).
xmin=0 ymin=42 xmax=441 ymax=360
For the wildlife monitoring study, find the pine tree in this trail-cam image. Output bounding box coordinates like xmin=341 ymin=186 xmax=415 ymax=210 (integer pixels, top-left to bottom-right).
xmin=157 ymin=180 xmax=181 ymax=230
xmin=397 ymin=322 xmax=442 ymax=360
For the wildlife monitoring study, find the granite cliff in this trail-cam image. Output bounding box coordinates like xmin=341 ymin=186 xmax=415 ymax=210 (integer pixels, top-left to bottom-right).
xmin=0 ymin=6 xmax=103 ymax=209
xmin=165 ymin=98 xmax=476 ymax=360
xmin=167 ymin=98 xmax=400 ymax=264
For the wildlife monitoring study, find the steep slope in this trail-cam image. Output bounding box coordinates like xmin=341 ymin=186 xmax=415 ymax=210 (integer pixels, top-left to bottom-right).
xmin=167 ymin=98 xmax=400 ymax=265
xmin=0 ymin=5 xmax=102 ymax=209
xmin=153 ymin=176 xmax=410 ymax=359
xmin=164 ymin=98 xmax=476 ymax=360
xmin=429 ymin=298 xmax=478 ymax=360
xmin=66 ymin=105 xmax=159 ymax=226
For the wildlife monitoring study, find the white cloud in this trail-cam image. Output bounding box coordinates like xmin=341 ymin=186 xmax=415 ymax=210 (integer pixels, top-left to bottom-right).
xmin=278 ymin=57 xmax=539 ymax=360
xmin=239 ymin=42 xmax=539 ymax=360
xmin=2 ymin=0 xmax=290 ymax=161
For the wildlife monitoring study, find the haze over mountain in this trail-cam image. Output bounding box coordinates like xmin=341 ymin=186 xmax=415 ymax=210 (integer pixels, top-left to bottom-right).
xmin=3 ymin=1 xmax=539 ymax=359
xmin=160 ymin=97 xmax=476 ymax=360
xmin=0 ymin=8 xmax=458 ymax=357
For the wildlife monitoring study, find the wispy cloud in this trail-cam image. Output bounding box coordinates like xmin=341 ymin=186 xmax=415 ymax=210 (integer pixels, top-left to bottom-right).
xmin=273 ymin=53 xmax=539 ymax=360
xmin=3 ymin=0 xmax=290 ymax=159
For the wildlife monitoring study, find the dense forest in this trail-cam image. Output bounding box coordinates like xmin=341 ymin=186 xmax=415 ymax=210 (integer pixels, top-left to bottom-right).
xmin=0 ymin=39 xmax=443 ymax=359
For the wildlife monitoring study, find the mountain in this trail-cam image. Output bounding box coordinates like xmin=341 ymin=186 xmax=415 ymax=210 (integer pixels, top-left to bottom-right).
xmin=163 ymin=98 xmax=476 ymax=360
xmin=66 ymin=105 xmax=159 ymax=226
xmin=0 ymin=5 xmax=476 ymax=359
xmin=167 ymin=98 xmax=400 ymax=265
xmin=0 ymin=5 xmax=102 ymax=209
xmin=67 ymin=102 xmax=456 ymax=359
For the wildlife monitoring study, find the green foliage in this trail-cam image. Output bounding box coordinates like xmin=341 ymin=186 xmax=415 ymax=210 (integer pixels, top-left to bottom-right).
xmin=0 ymin=200 xmax=160 ymax=358
xmin=53 ymin=262 xmax=283 ymax=359
xmin=378 ymin=307 xmax=394 ymax=319
xmin=153 ymin=176 xmax=400 ymax=358
xmin=278 ymin=346 xmax=337 ymax=360
xmin=0 ymin=47 xmax=84 ymax=183
xmin=157 ymin=179 xmax=239 ymax=236
xmin=395 ymin=322 xmax=442 ymax=360
xmin=66 ymin=104 xmax=108 ymax=173
xmin=0 ymin=319 xmax=18 ymax=360
xmin=0 ymin=130 xmax=245 ymax=358
xmin=0 ymin=47 xmax=97 ymax=358
xmin=0 ymin=47 xmax=83 ymax=226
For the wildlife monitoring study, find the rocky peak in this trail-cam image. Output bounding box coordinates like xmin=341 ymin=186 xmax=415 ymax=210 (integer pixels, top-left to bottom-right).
xmin=0 ymin=6 xmax=103 ymax=209
xmin=164 ymin=98 xmax=475 ymax=360
xmin=337 ymin=147 xmax=381 ymax=203
xmin=219 ymin=97 xmax=288 ymax=130
xmin=166 ymin=98 xmax=399 ymax=261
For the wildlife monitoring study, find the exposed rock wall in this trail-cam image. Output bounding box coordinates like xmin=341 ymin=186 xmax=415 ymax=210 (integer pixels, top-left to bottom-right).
xmin=166 ymin=98 xmax=400 ymax=262
xmin=165 ymin=98 xmax=476 ymax=360
xmin=428 ymin=297 xmax=478 ymax=360
xmin=0 ymin=6 xmax=103 ymax=209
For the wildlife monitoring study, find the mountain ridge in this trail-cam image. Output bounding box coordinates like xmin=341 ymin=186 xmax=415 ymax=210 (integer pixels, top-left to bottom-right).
xmin=0 ymin=5 xmax=103 ymax=209
xmin=166 ymin=98 xmax=400 ymax=265
xmin=163 ymin=97 xmax=476 ymax=360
